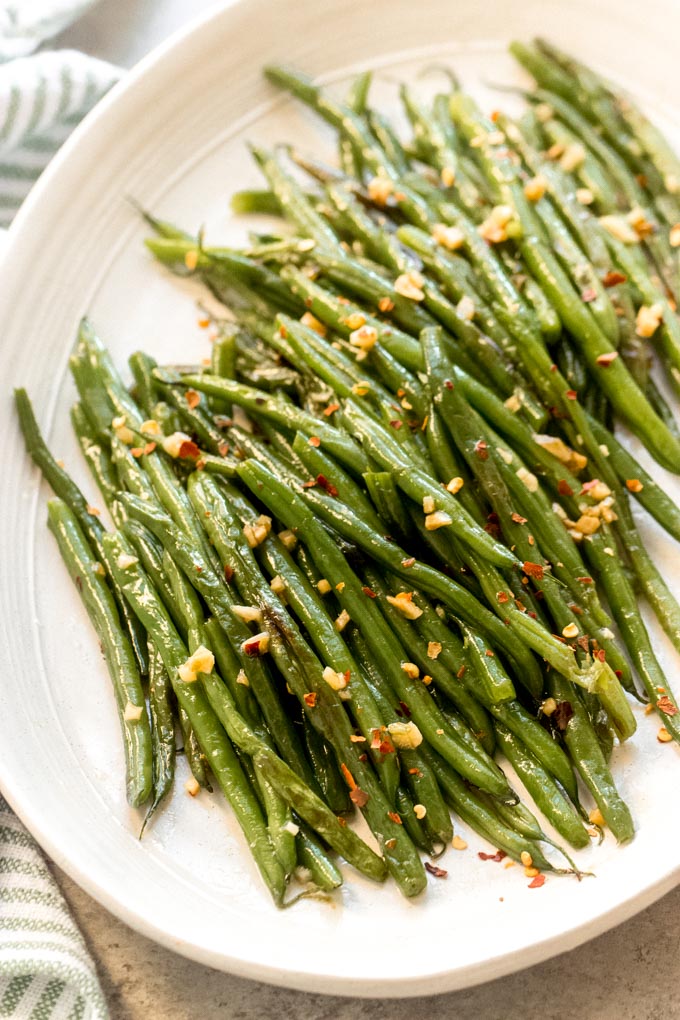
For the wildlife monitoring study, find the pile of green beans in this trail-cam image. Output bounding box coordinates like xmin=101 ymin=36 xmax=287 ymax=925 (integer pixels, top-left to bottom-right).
xmin=16 ymin=39 xmax=680 ymax=903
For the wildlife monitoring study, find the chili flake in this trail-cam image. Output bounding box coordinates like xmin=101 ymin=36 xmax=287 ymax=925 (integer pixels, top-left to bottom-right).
xmin=320 ymin=473 xmax=340 ymax=497
xmin=425 ymin=862 xmax=448 ymax=879
xmin=657 ymin=696 xmax=678 ymax=716
xmin=478 ymin=850 xmax=506 ymax=862
xmin=178 ymin=439 xmax=200 ymax=460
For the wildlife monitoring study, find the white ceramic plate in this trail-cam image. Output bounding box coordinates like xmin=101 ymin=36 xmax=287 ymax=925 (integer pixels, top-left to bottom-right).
xmin=2 ymin=0 xmax=680 ymax=997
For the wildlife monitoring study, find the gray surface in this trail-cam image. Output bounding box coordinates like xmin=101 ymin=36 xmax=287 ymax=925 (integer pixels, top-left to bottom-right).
xmin=51 ymin=2 xmax=680 ymax=1017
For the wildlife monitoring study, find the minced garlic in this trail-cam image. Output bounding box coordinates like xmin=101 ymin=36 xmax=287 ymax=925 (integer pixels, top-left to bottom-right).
xmin=387 ymin=721 xmax=423 ymax=749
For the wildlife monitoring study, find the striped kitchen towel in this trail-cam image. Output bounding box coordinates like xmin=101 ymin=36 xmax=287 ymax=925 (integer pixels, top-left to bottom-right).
xmin=0 ymin=796 xmax=108 ymax=1020
xmin=0 ymin=2 xmax=120 ymax=228
xmin=1 ymin=4 xmax=118 ymax=1017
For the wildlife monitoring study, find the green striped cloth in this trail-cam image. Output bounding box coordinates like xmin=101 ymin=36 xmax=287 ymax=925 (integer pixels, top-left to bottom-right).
xmin=1 ymin=3 xmax=119 ymax=1016
xmin=0 ymin=796 xmax=108 ymax=1019
xmin=0 ymin=2 xmax=120 ymax=228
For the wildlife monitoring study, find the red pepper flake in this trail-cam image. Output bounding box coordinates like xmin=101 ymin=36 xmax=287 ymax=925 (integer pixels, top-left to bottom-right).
xmin=522 ymin=561 xmax=544 ymax=580
xmin=485 ymin=649 xmax=495 ymax=657
xmin=528 ymin=611 xmax=537 ymax=619
xmin=456 ymin=665 xmax=467 ymax=679
xmin=595 ymin=648 xmax=606 ymax=662
xmin=528 ymin=874 xmax=546 ymax=889
xmin=185 ymin=389 xmax=200 ymax=409
xmin=350 ymin=787 xmax=369 ymax=808
xmin=387 ymin=811 xmax=403 ymax=825
xmin=303 ymin=692 xmax=317 ymax=708
xmin=596 ymin=351 xmax=618 ymax=367
xmin=511 ymin=512 xmax=528 ymax=524
xmin=224 ymin=564 xmax=234 ymax=582
xmin=577 ymin=576 xmax=593 ymax=584
xmin=478 ymin=850 xmax=506 ymax=862
xmin=474 ymin=439 xmax=489 ymax=460
xmin=497 ymin=591 xmax=509 ymax=604
xmin=130 ymin=447 xmax=144 ymax=459
xmin=195 ymin=458 xmax=205 ymax=470
xmin=657 ymin=695 xmax=678 ymax=716
xmin=309 ymin=436 xmax=321 ymax=447
xmin=635 ymin=174 xmax=648 ymax=189
xmin=576 ymin=635 xmax=590 ymax=653
xmin=198 ymin=317 xmax=211 ymax=328
xmin=399 ymin=701 xmax=412 ymax=718
xmin=626 ymin=478 xmax=643 ymax=493
xmin=565 ymin=389 xmax=578 ymax=400
xmin=316 ymin=474 xmax=339 ymax=497
xmin=553 ymin=701 xmax=574 ymax=730
xmin=370 ymin=728 xmax=395 ymax=754
xmin=550 ymin=364 xmax=557 ymax=372
xmin=302 ymin=479 xmax=317 ymax=489
xmin=143 ymin=441 xmax=157 ymax=455
xmin=178 ymin=439 xmax=201 ymax=460
xmin=378 ymin=296 xmax=395 ymax=313
xmin=323 ymin=403 xmax=340 ymax=417
xmin=218 ymin=441 xmax=230 ymax=458
xmin=602 ymin=271 xmax=627 ymax=288
xmin=401 ymin=557 xmax=416 ymax=568
xmin=444 ymin=379 xmax=454 ymax=390
xmin=408 ymin=768 xmax=422 ymax=776
xmin=557 ymin=479 xmax=574 ymax=496
xmin=337 ymin=815 xmax=346 ymax=827
xmin=362 ymin=586 xmax=377 ymax=599
xmin=581 ymin=287 xmax=597 ymax=303
xmin=425 ymin=861 xmax=448 ymax=879
xmin=390 ymin=419 xmax=403 ymax=430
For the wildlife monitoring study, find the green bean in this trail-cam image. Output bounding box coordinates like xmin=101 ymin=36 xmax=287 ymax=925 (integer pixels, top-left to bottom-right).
xmin=250 ymin=146 xmax=339 ymax=250
xmin=280 ymin=264 xmax=423 ymax=370
xmin=141 ymin=641 xmax=177 ymax=834
xmin=70 ymin=403 xmax=121 ymax=512
xmin=121 ymin=492 xmax=316 ymax=786
xmin=586 ymin=413 xmax=680 ymax=543
xmin=230 ymin=189 xmax=282 ymax=216
xmin=16 ymin=387 xmax=149 ymax=678
xmin=129 ymin=351 xmax=161 ymax=418
xmin=237 ymin=458 xmax=517 ymax=803
xmin=547 ymin=673 xmax=634 ymax=843
xmin=301 ymin=715 xmax=351 ymax=814
xmin=188 ymin=476 xmax=426 ymax=895
xmin=157 ymin=369 xmax=369 ymax=476
xmin=295 ymin=825 xmax=343 ymax=891
xmin=47 ymin=500 xmax=152 ymax=807
xmin=494 ymin=724 xmax=589 ymax=849
xmin=419 ymin=747 xmax=555 ymax=871
xmin=340 ymin=401 xmax=516 ymax=568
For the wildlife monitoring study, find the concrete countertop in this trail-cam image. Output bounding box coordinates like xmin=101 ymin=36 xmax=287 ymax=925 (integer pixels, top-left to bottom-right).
xmin=51 ymin=3 xmax=680 ymax=1016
